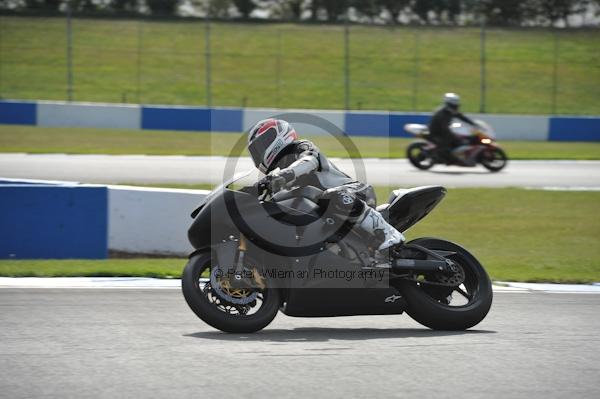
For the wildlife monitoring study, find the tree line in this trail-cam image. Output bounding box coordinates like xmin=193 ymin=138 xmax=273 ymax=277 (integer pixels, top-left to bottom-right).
xmin=2 ymin=0 xmax=599 ymax=26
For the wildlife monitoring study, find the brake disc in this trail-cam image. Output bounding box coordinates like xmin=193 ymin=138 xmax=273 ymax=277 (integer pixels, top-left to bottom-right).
xmin=210 ymin=268 xmax=258 ymax=305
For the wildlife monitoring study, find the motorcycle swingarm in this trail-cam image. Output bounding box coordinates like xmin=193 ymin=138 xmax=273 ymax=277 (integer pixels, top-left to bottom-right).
xmin=392 ymin=258 xmax=453 ymax=274
xmin=391 ymin=244 xmax=457 ymax=275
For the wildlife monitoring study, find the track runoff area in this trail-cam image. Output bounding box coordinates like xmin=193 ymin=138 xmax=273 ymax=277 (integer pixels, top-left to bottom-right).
xmin=1 ymin=153 xmax=599 ymax=189
xmin=1 ymin=287 xmax=599 ymax=399
xmin=2 ymin=125 xmax=598 ymax=399
xmin=2 ymin=160 xmax=598 ymax=399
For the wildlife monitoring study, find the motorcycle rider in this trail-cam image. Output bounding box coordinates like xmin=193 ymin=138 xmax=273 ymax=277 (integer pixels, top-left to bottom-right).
xmin=247 ymin=118 xmax=404 ymax=254
xmin=429 ymin=93 xmax=479 ymax=163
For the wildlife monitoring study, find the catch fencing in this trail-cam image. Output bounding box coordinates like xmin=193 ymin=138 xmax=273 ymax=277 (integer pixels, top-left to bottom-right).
xmin=1 ymin=15 xmax=599 ymax=115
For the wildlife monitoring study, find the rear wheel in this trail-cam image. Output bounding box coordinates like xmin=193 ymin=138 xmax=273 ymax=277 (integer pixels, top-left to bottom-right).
xmin=407 ymin=142 xmax=435 ymax=170
xmin=397 ymin=238 xmax=493 ymax=330
xmin=181 ymin=251 xmax=280 ymax=333
xmin=480 ymin=147 xmax=508 ymax=172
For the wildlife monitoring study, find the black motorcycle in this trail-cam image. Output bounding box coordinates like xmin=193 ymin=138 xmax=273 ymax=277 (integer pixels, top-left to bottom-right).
xmin=182 ymin=171 xmax=493 ymax=333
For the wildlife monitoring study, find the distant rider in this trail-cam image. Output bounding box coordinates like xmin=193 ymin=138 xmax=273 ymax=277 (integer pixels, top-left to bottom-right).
xmin=429 ymin=93 xmax=479 ymax=162
xmin=247 ymin=118 xmax=404 ymax=254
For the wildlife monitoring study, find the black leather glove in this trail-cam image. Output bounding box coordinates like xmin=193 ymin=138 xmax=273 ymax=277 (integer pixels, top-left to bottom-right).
xmin=258 ymin=174 xmax=287 ymax=194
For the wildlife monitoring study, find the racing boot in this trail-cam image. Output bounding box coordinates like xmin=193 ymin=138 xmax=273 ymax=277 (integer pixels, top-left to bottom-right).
xmin=356 ymin=207 xmax=405 ymax=253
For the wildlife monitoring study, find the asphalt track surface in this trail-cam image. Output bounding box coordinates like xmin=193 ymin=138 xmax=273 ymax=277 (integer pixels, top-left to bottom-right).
xmin=2 ymin=153 xmax=600 ymax=188
xmin=1 ymin=289 xmax=599 ymax=398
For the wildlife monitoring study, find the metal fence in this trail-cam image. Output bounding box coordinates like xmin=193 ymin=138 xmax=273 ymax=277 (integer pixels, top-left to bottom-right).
xmin=0 ymin=14 xmax=599 ymax=115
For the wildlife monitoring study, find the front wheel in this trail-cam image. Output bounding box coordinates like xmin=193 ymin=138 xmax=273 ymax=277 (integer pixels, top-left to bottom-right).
xmin=396 ymin=238 xmax=493 ymax=330
xmin=407 ymin=142 xmax=435 ymax=170
xmin=181 ymin=251 xmax=280 ymax=333
xmin=480 ymin=147 xmax=508 ymax=172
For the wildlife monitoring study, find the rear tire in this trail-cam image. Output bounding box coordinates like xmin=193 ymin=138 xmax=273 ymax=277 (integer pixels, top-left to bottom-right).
xmin=397 ymin=238 xmax=493 ymax=330
xmin=407 ymin=142 xmax=435 ymax=170
xmin=181 ymin=251 xmax=280 ymax=333
xmin=480 ymin=147 xmax=508 ymax=172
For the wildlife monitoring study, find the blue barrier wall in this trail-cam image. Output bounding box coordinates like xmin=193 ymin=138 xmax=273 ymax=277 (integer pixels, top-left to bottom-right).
xmin=142 ymin=106 xmax=211 ymax=131
xmin=345 ymin=113 xmax=430 ymax=138
xmin=1 ymin=100 xmax=599 ymax=141
xmin=211 ymin=108 xmax=244 ymax=132
xmin=141 ymin=106 xmax=244 ymax=132
xmin=390 ymin=114 xmax=430 ymax=138
xmin=549 ymin=117 xmax=600 ymax=141
xmin=0 ymin=184 xmax=108 ymax=259
xmin=0 ymin=101 xmax=36 ymax=125
xmin=345 ymin=112 xmax=389 ymax=136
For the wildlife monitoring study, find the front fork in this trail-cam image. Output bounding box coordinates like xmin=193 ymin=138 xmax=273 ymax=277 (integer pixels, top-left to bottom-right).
xmin=228 ymin=234 xmax=265 ymax=290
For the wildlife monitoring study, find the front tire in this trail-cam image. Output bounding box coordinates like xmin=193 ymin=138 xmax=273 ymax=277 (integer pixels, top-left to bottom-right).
xmin=181 ymin=251 xmax=280 ymax=333
xmin=480 ymin=147 xmax=508 ymax=172
xmin=407 ymin=142 xmax=435 ymax=170
xmin=397 ymin=238 xmax=493 ymax=330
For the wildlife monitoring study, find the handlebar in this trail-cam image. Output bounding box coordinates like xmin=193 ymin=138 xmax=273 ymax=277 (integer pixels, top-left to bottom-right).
xmin=257 ymin=183 xmax=325 ymax=204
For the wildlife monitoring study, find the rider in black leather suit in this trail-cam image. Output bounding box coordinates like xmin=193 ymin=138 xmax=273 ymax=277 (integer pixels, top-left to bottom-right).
xmin=248 ymin=119 xmax=404 ymax=252
xmin=429 ymin=93 xmax=478 ymax=161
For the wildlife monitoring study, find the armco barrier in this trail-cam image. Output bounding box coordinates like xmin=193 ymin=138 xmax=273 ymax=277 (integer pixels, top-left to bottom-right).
xmin=0 ymin=178 xmax=208 ymax=258
xmin=141 ymin=106 xmax=211 ymax=131
xmin=108 ymin=185 xmax=209 ymax=255
xmin=38 ymin=101 xmax=140 ymax=130
xmin=243 ymin=108 xmax=346 ymax=136
xmin=1 ymin=100 xmax=599 ymax=141
xmin=141 ymin=106 xmax=244 ymax=132
xmin=0 ymin=179 xmax=108 ymax=259
xmin=0 ymin=101 xmax=36 ymax=125
xmin=390 ymin=114 xmax=431 ymax=138
xmin=549 ymin=117 xmax=600 ymax=141
xmin=469 ymin=114 xmax=550 ymax=141
xmin=345 ymin=111 xmax=390 ymax=137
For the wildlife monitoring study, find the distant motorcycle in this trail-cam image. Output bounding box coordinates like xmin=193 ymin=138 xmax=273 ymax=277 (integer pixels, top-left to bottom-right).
xmin=405 ymin=120 xmax=508 ymax=172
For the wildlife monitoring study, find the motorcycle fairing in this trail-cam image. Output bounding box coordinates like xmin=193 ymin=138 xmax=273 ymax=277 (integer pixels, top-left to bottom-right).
xmin=188 ymin=186 xmax=345 ymax=257
xmin=377 ymin=186 xmax=446 ymax=233
xmin=267 ymin=246 xmax=407 ymax=317
xmin=281 ymin=287 xmax=406 ymax=317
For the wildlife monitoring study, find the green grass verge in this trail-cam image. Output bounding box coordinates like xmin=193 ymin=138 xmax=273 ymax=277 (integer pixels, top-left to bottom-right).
xmin=0 ymin=259 xmax=184 ymax=279
xmin=1 ymin=17 xmax=599 ymax=114
xmin=385 ymin=187 xmax=600 ymax=284
xmin=1 ymin=188 xmax=598 ymax=283
xmin=2 ymin=125 xmax=600 ymax=160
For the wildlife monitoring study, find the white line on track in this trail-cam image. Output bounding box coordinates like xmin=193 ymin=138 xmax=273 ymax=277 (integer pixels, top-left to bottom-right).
xmin=1 ymin=277 xmax=598 ymax=293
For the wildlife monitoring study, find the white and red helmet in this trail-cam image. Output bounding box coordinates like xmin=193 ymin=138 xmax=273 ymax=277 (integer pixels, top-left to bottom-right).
xmin=247 ymin=118 xmax=297 ymax=173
